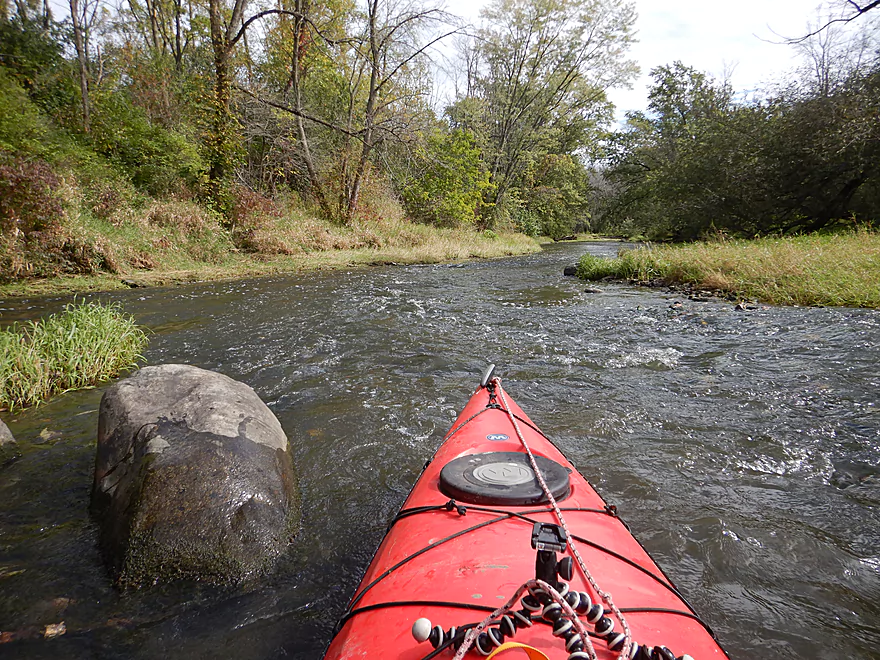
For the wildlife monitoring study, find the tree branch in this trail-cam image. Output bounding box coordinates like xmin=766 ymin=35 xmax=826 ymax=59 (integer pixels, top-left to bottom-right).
xmin=234 ymin=85 xmax=366 ymax=142
xmin=784 ymin=1 xmax=880 ymax=43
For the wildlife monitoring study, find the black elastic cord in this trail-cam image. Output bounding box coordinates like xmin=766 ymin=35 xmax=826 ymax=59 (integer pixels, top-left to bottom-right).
xmin=396 ymin=504 xmax=687 ymax=605
xmin=343 ymin=504 xmax=712 ymax=636
xmin=341 ymin=600 xmax=707 ymax=633
xmin=619 ymin=607 xmax=716 ymax=636
xmin=340 ymin=514 xmax=513 ymax=622
xmin=336 ymin=600 xmax=495 ymax=628
xmin=392 ymin=503 xmax=617 ymax=525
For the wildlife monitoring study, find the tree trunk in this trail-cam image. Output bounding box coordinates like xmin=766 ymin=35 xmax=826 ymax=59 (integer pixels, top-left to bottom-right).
xmin=207 ymin=0 xmax=248 ymax=188
xmin=346 ymin=0 xmax=380 ymax=221
xmin=288 ymin=0 xmax=333 ymax=219
xmin=69 ymin=0 xmax=91 ymax=133
xmin=208 ymin=0 xmax=231 ymax=184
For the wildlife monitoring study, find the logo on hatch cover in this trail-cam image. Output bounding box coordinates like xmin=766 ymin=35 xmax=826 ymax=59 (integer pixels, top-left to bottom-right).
xmin=486 ymin=433 xmax=509 ymax=441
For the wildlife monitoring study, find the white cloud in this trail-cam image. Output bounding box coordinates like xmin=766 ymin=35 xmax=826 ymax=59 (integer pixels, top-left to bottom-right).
xmin=610 ymin=0 xmax=824 ymax=115
xmin=439 ymin=0 xmax=848 ymax=115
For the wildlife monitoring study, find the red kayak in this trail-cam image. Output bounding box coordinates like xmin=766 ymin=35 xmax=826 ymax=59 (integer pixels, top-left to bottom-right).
xmin=324 ymin=367 xmax=728 ymax=660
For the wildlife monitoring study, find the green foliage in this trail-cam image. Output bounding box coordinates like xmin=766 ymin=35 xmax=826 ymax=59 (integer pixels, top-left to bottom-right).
xmin=522 ymin=154 xmax=591 ymax=239
xmin=602 ymin=54 xmax=880 ymax=240
xmin=0 ymin=300 xmax=149 ymax=411
xmin=400 ymin=128 xmax=494 ymax=227
xmin=0 ymin=68 xmax=49 ymax=153
xmin=577 ymin=253 xmax=632 ymax=280
xmin=90 ymin=89 xmax=205 ymax=196
xmin=0 ymin=17 xmax=77 ymax=120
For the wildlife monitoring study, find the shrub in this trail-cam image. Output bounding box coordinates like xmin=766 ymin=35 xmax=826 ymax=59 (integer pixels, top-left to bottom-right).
xmin=0 ymin=156 xmax=65 ymax=236
xmin=0 ymin=68 xmax=49 ymax=154
xmin=400 ymin=128 xmax=494 ymax=228
xmin=0 ymin=156 xmax=66 ymax=281
xmin=90 ymin=90 xmax=205 ymax=196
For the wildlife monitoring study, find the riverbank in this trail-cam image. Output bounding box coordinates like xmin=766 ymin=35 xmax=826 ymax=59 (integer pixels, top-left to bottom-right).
xmin=1 ymin=202 xmax=540 ymax=298
xmin=577 ymin=229 xmax=880 ymax=308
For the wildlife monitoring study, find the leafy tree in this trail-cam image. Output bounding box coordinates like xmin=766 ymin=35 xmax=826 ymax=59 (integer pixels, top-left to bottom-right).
xmin=0 ymin=14 xmax=77 ymax=119
xmin=521 ymin=154 xmax=591 ymax=238
xmin=398 ymin=126 xmax=493 ymax=227
xmin=455 ymin=0 xmax=636 ymax=224
xmin=601 ymin=43 xmax=880 ymax=240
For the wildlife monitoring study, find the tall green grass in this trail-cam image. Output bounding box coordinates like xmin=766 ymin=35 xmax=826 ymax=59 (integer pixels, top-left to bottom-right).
xmin=1 ymin=300 xmax=148 ymax=411
xmin=578 ymin=229 xmax=880 ymax=308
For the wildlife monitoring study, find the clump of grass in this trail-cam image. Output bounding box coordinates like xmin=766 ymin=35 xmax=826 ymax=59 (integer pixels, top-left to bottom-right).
xmin=578 ymin=229 xmax=880 ymax=308
xmin=0 ymin=300 xmax=149 ymax=411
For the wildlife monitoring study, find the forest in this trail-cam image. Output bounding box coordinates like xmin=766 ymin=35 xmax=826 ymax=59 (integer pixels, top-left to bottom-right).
xmin=0 ymin=0 xmax=878 ymax=286
xmin=594 ymin=19 xmax=880 ymax=241
xmin=0 ymin=0 xmax=637 ymax=284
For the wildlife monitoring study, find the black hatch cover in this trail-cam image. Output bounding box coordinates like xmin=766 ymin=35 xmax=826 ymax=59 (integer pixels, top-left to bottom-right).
xmin=438 ymin=452 xmax=571 ymax=506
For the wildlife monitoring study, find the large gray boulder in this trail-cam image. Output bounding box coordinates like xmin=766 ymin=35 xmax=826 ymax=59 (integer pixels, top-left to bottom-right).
xmin=92 ymin=364 xmax=298 ymax=587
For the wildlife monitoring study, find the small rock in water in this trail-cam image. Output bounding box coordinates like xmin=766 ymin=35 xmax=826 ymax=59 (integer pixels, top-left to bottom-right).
xmin=35 ymin=428 xmax=62 ymax=444
xmin=0 ymin=420 xmax=15 ymax=446
xmin=583 ymin=287 xmax=602 ymax=294
xmin=563 ymin=266 xmax=578 ymax=277
xmin=830 ymin=461 xmax=879 ymax=489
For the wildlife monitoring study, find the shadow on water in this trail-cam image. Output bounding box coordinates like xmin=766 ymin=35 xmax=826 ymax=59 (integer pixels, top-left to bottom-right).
xmin=1 ymin=241 xmax=879 ymax=659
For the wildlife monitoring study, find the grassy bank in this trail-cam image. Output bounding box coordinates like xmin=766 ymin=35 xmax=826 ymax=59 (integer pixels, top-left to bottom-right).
xmin=0 ymin=197 xmax=541 ymax=298
xmin=578 ymin=229 xmax=880 ymax=308
xmin=1 ymin=300 xmax=148 ymax=411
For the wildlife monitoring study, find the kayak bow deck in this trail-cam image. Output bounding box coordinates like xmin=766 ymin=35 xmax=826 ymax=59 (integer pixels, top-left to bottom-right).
xmin=324 ymin=368 xmax=728 ymax=660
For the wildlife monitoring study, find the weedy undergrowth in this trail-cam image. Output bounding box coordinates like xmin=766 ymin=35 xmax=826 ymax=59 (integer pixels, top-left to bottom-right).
xmin=0 ymin=300 xmax=148 ymax=411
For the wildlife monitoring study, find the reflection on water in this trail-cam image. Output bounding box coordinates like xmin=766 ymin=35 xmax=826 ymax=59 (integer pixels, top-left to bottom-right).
xmin=1 ymin=242 xmax=878 ymax=659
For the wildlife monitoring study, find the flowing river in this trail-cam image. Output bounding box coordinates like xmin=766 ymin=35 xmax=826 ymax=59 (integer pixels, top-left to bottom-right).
xmin=1 ymin=242 xmax=878 ymax=659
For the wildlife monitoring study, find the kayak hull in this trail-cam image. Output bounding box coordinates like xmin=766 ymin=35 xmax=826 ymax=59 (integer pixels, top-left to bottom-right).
xmin=324 ymin=381 xmax=727 ymax=659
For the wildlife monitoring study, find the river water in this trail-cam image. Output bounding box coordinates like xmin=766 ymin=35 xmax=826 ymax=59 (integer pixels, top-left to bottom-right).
xmin=1 ymin=242 xmax=878 ymax=659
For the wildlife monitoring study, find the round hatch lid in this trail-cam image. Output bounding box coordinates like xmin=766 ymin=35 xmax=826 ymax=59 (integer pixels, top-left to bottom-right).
xmin=438 ymin=452 xmax=571 ymax=506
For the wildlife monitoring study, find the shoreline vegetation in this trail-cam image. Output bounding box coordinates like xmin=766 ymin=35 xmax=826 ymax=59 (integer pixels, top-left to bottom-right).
xmin=0 ymin=203 xmax=542 ymax=299
xmin=578 ymin=229 xmax=880 ymax=309
xmin=0 ymin=300 xmax=148 ymax=411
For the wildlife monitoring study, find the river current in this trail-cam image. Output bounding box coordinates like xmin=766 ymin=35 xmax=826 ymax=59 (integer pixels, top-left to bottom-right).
xmin=1 ymin=242 xmax=878 ymax=659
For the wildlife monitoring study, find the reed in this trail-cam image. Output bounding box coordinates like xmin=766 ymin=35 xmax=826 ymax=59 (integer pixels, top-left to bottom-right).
xmin=0 ymin=300 xmax=148 ymax=411
xmin=578 ymin=229 xmax=880 ymax=308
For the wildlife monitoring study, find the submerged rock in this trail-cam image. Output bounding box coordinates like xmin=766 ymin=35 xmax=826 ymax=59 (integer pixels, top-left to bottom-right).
xmin=830 ymin=460 xmax=879 ymax=490
xmin=92 ymin=364 xmax=298 ymax=587
xmin=563 ymin=266 xmax=578 ymax=277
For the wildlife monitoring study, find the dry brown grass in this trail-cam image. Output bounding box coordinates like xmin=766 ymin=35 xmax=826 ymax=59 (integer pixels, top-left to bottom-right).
xmin=1 ymin=197 xmax=540 ymax=297
xmin=578 ymin=229 xmax=880 ymax=308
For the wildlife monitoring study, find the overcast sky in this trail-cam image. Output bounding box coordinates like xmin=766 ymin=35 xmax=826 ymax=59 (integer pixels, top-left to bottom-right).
xmin=440 ymin=0 xmax=845 ymax=115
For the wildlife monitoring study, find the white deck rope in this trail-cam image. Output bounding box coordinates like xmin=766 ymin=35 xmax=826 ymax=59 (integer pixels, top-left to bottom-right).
xmin=492 ymin=378 xmax=634 ymax=660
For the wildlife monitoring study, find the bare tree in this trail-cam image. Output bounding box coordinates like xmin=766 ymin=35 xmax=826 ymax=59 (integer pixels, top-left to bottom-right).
xmin=69 ymin=0 xmax=102 ymax=132
xmin=787 ymin=0 xmax=880 ymax=43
